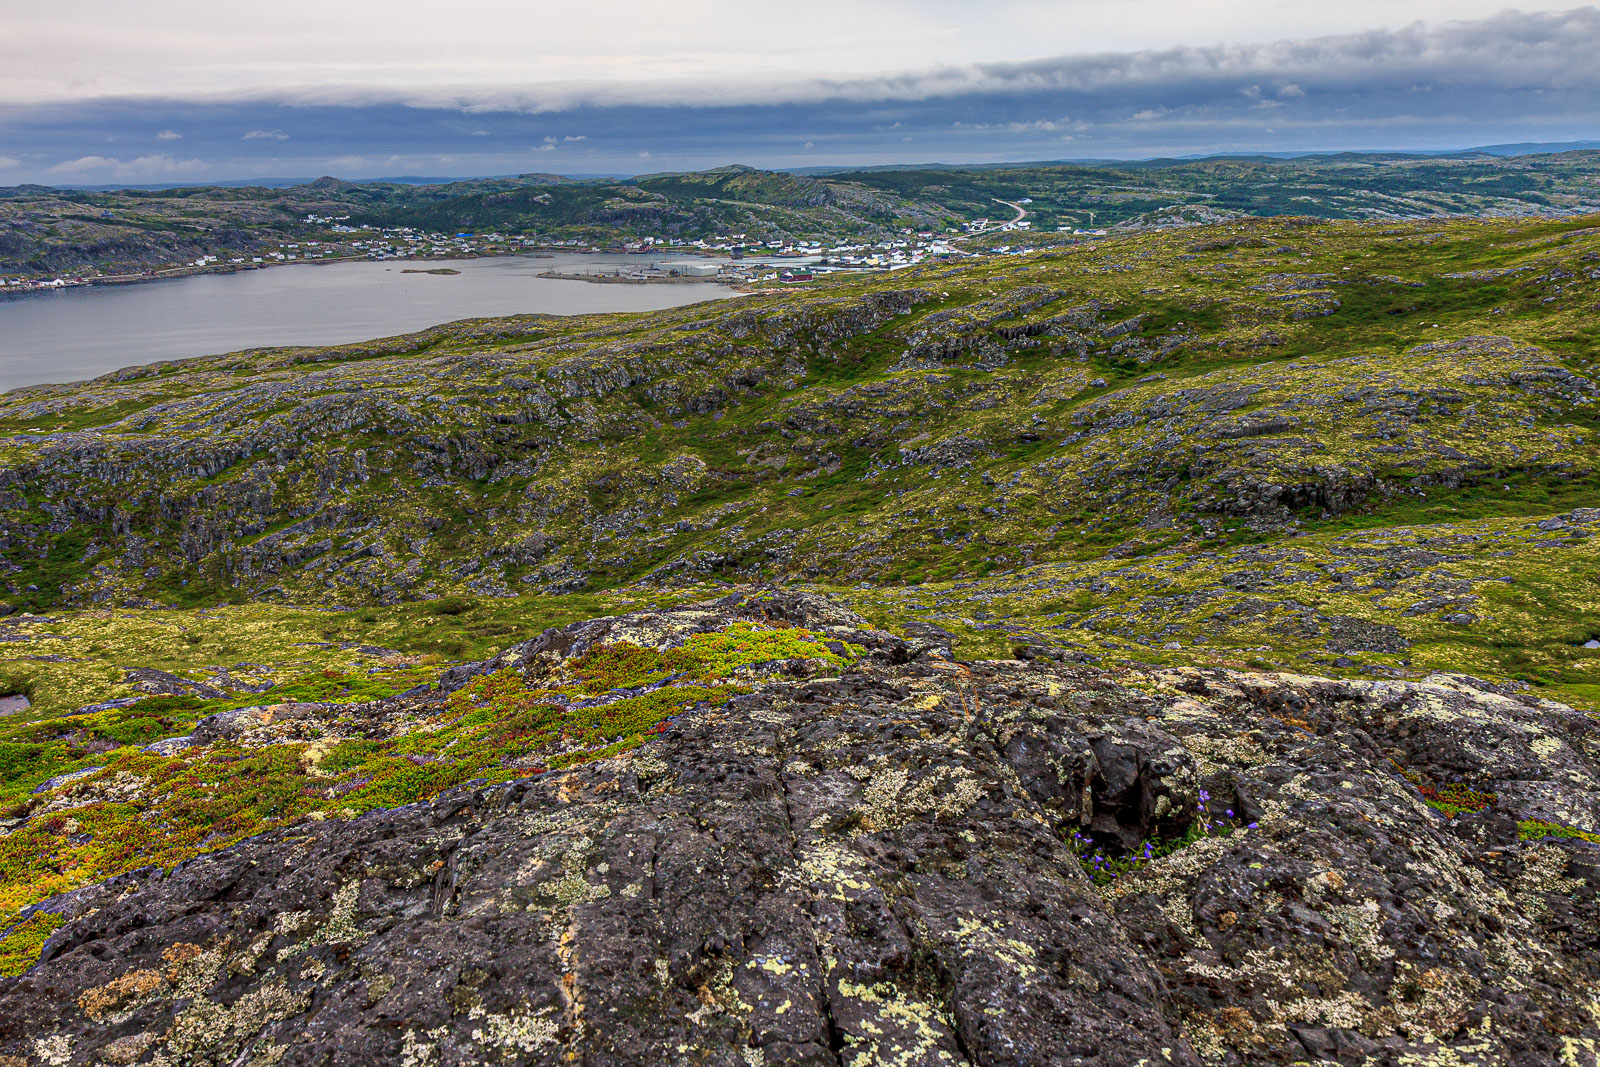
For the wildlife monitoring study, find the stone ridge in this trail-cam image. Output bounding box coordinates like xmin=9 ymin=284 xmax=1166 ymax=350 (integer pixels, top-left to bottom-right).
xmin=3 ymin=592 xmax=1598 ymax=1065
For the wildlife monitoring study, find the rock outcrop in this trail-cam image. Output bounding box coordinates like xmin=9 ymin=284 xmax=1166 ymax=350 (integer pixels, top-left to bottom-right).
xmin=4 ymin=592 xmax=1597 ymax=1065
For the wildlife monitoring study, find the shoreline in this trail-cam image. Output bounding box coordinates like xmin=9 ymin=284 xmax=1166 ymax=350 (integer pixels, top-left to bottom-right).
xmin=0 ymin=249 xmax=703 ymax=295
xmin=0 ymin=254 xmax=750 ymax=394
xmin=2 ymin=253 xmax=382 ymax=294
xmin=536 ymin=271 xmax=728 ymax=285
xmin=0 ymin=244 xmax=817 ymax=296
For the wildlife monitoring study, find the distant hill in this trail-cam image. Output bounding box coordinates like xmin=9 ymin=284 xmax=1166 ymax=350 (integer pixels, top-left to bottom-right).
xmin=1470 ymin=139 xmax=1600 ymax=156
xmin=6 ymin=150 xmax=1600 ymax=276
xmin=800 ymin=139 xmax=1600 ymax=175
xmin=25 ymin=139 xmax=1600 ymax=193
xmin=832 ymin=149 xmax=1600 ymax=231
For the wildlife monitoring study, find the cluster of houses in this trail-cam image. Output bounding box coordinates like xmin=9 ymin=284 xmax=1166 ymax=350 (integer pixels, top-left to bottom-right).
xmin=3 ymin=194 xmax=1110 ymax=291
xmin=963 ymin=218 xmax=1032 ymax=233
xmin=268 ymin=222 xmax=980 ymax=278
xmin=564 ymin=261 xmax=819 ymax=285
xmin=0 ymin=276 xmax=82 ymax=291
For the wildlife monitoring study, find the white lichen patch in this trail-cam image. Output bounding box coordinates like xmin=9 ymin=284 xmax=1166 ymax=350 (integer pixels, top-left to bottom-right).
xmin=32 ymin=1035 xmax=73 ymax=1067
xmin=468 ymin=1005 xmax=559 ymax=1055
xmin=400 ymin=1025 xmax=447 ymax=1067
xmin=161 ymin=980 xmax=310 ymax=1063
xmin=1515 ymin=843 xmax=1582 ymax=921
xmin=97 ymin=1031 xmax=158 ymax=1065
xmin=857 ymin=765 xmax=985 ymax=830
xmin=1326 ymin=898 xmax=1397 ymax=966
xmin=316 ymin=880 xmax=366 ymax=944
xmin=1531 ymin=735 xmax=1564 ymax=759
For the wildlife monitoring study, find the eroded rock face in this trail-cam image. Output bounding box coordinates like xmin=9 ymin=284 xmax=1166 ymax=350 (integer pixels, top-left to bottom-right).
xmin=3 ymin=594 xmax=1598 ymax=1066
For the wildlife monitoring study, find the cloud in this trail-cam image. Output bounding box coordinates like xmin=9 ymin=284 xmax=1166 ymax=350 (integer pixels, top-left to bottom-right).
xmin=156 ymin=128 xmax=182 ymax=140
xmin=0 ymin=0 xmax=1548 ymax=107
xmin=324 ymin=153 xmax=408 ymax=170
xmin=1 ymin=8 xmax=1597 ymax=182
xmin=219 ymin=7 xmax=1600 ymax=116
xmin=45 ymin=153 xmax=209 ymax=181
xmin=1003 ymin=116 xmax=1073 ymax=132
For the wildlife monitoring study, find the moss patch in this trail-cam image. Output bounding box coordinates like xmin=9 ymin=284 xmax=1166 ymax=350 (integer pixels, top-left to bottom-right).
xmin=0 ymin=912 xmax=65 ymax=977
xmin=0 ymin=620 xmax=858 ymax=967
xmin=1518 ymin=819 xmax=1600 ymax=844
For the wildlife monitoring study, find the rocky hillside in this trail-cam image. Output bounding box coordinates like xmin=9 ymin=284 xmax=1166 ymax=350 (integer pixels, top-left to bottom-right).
xmin=364 ymin=166 xmax=945 ymax=244
xmin=0 ymin=185 xmax=365 ymax=277
xmin=839 ymin=150 xmax=1600 ymax=232
xmin=3 ymin=591 xmax=1599 ymax=1065
xmin=2 ymin=211 xmax=1599 ymax=1064
xmin=0 ymin=167 xmax=946 ymax=277
xmin=3 ymin=215 xmax=1597 ymax=615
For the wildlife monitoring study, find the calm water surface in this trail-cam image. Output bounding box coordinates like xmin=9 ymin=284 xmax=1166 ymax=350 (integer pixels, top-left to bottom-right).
xmin=0 ymin=254 xmax=743 ymax=392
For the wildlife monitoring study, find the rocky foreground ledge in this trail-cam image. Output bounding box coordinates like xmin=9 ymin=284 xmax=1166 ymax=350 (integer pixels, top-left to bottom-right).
xmin=2 ymin=591 xmax=1598 ymax=1066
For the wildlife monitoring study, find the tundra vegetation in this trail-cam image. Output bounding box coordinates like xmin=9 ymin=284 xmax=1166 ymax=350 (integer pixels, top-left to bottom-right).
xmin=2 ymin=210 xmax=1600 ymax=1065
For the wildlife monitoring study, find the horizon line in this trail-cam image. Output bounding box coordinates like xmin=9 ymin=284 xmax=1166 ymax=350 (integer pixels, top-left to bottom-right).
xmin=8 ymin=138 xmax=1599 ymax=194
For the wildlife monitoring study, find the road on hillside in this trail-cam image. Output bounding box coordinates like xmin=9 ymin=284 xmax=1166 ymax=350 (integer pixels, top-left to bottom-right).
xmin=953 ymin=198 xmax=1029 ymax=244
xmin=991 ymin=198 xmax=1028 ymax=225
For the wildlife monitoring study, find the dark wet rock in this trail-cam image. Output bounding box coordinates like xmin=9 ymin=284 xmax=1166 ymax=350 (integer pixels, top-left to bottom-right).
xmin=3 ymin=596 xmax=1598 ymax=1064
xmin=188 ymin=703 xmax=331 ymax=746
xmin=31 ymin=766 xmax=103 ymax=794
xmin=70 ymin=696 xmax=142 ymax=715
xmin=122 ymin=668 xmax=227 ymax=699
xmin=1321 ymin=615 xmax=1409 ymax=654
xmin=897 ymin=620 xmax=957 ymax=659
xmin=141 ymin=735 xmax=195 ymax=756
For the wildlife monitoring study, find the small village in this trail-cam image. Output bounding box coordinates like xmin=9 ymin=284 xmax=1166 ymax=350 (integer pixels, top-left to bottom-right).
xmin=0 ymin=207 xmax=1051 ymax=292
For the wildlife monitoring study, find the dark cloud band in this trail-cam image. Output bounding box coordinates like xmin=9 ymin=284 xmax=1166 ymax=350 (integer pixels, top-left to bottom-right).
xmin=2 ymin=7 xmax=1596 ymax=183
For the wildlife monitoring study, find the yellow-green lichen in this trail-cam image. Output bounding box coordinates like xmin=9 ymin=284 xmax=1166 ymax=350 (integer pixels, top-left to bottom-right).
xmin=0 ymin=911 xmax=65 ymax=976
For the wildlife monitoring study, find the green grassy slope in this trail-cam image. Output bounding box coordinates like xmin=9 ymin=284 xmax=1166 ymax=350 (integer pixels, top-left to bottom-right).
xmin=1 ymin=210 xmax=1597 ymax=715
xmin=839 ymin=151 xmax=1600 ymax=230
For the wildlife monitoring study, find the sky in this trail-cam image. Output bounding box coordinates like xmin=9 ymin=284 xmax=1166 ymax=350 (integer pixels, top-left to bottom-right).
xmin=1 ymin=1 xmax=1596 ymax=184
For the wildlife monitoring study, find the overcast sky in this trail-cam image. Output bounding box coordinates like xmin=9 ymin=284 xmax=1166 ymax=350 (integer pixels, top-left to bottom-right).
xmin=1 ymin=2 xmax=1596 ymax=183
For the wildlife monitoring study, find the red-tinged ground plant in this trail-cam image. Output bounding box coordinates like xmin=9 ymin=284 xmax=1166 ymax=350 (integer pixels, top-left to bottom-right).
xmin=0 ymin=622 xmax=863 ymax=968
